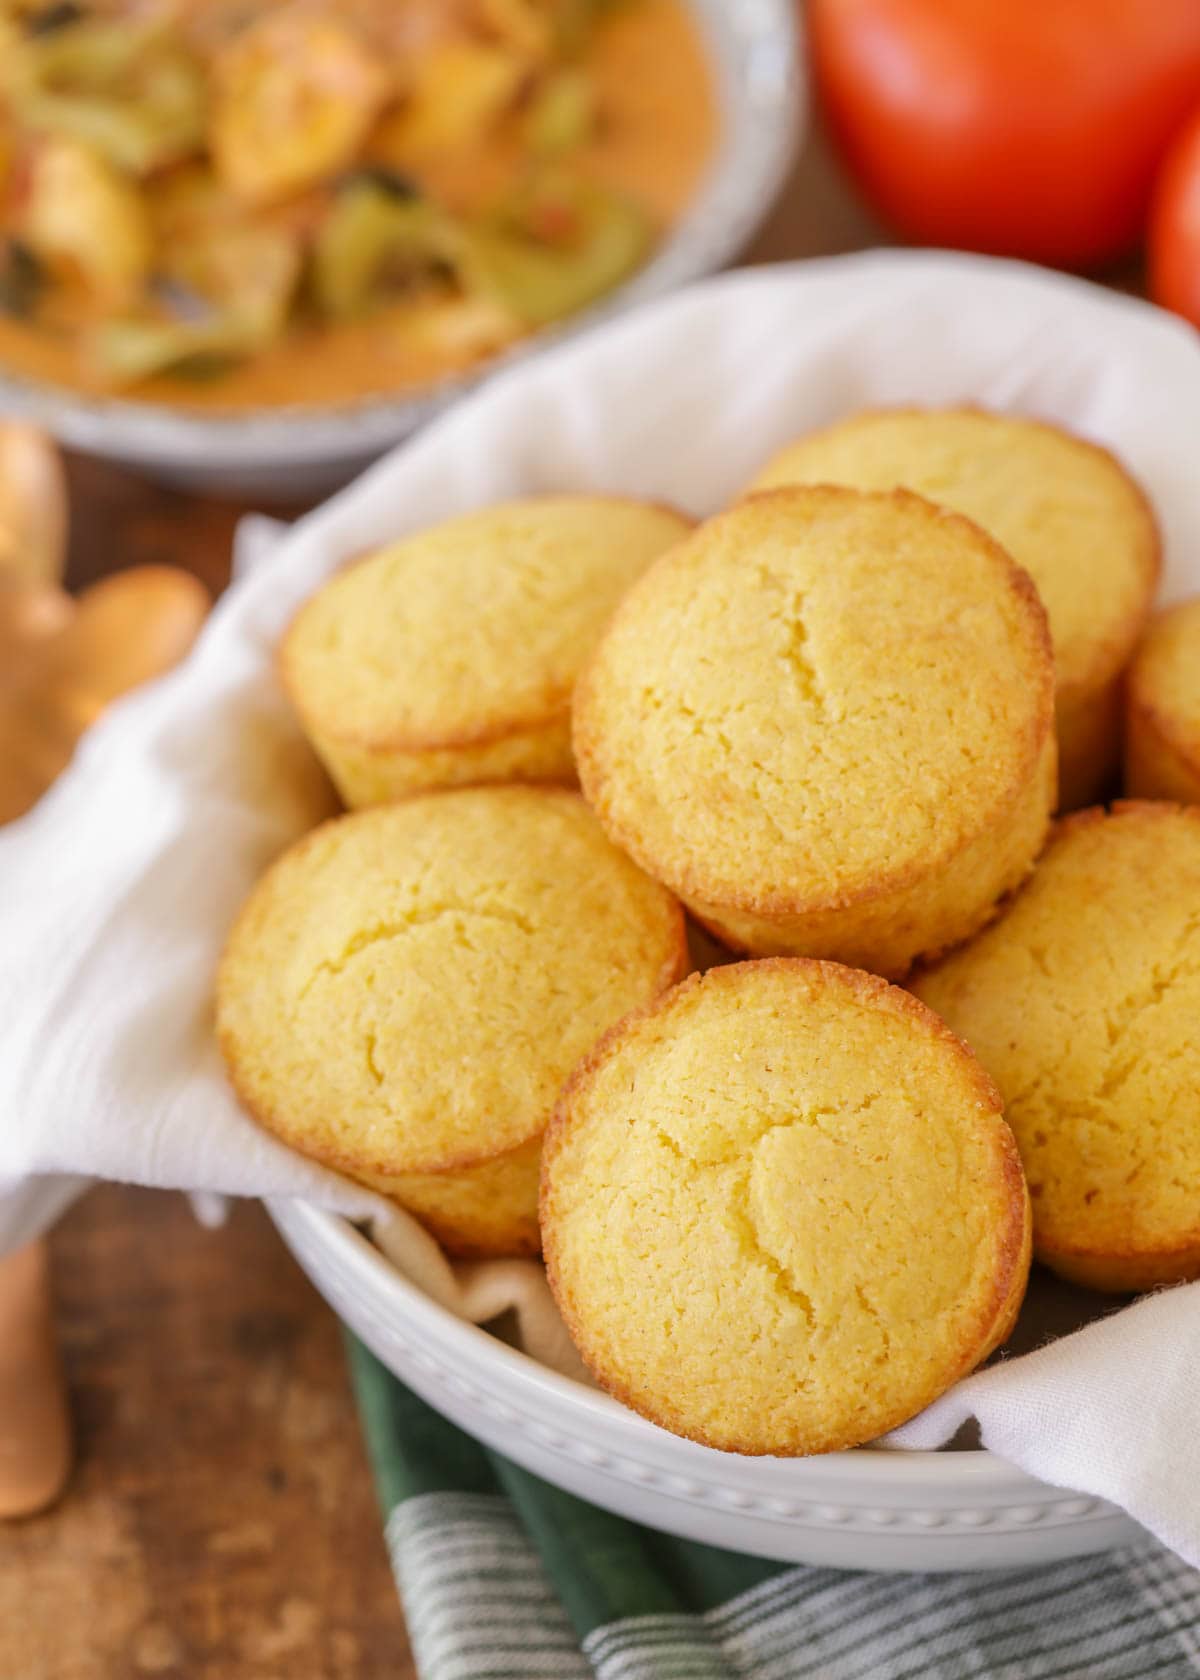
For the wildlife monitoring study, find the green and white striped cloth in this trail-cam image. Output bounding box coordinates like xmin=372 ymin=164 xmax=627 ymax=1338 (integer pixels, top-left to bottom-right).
xmin=347 ymin=1339 xmax=1200 ymax=1680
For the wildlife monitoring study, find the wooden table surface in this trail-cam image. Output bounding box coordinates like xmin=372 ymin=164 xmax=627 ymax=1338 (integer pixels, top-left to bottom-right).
xmin=0 ymin=114 xmax=1145 ymax=1680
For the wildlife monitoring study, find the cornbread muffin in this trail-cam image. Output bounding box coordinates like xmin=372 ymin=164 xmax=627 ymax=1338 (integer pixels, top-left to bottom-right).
xmin=216 ymin=785 xmax=688 ymax=1255
xmin=542 ymin=959 xmax=1031 ymax=1455
xmin=749 ymin=408 xmax=1161 ymax=810
xmin=574 ymin=486 xmax=1057 ymax=979
xmin=913 ymin=802 xmax=1200 ymax=1292
xmin=1125 ymin=599 xmax=1200 ymax=805
xmin=281 ymin=496 xmax=692 ymax=807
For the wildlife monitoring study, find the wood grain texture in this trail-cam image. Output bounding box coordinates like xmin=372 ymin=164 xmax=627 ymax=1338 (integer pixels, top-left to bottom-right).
xmin=2 ymin=1189 xmax=410 ymax=1680
xmin=0 ymin=109 xmax=1146 ymax=1680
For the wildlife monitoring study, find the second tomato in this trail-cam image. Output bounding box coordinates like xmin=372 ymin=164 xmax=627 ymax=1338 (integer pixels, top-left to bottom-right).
xmin=1150 ymin=109 xmax=1200 ymax=330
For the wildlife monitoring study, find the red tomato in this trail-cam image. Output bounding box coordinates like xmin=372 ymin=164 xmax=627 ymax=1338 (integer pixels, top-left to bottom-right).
xmin=809 ymin=0 xmax=1200 ymax=269
xmin=1149 ymin=108 xmax=1200 ymax=329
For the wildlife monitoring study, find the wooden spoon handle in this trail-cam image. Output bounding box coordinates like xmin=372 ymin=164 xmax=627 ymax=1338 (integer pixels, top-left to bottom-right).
xmin=0 ymin=1240 xmax=71 ymax=1518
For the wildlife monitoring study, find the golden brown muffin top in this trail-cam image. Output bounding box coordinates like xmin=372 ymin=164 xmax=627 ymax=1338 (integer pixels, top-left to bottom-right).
xmin=913 ymin=801 xmax=1200 ymax=1273
xmin=542 ymin=958 xmax=1029 ymax=1456
xmin=748 ymin=407 xmax=1160 ymax=696
xmin=574 ymin=485 xmax=1054 ymax=914
xmin=281 ymin=495 xmax=691 ymax=754
xmin=216 ymin=785 xmax=687 ymax=1179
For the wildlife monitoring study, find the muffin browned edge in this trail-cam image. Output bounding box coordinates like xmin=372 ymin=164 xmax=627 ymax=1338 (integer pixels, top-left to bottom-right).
xmin=540 ymin=956 xmax=1032 ymax=1456
xmin=756 ymin=405 xmax=1163 ymax=714
xmin=278 ymin=495 xmax=696 ymax=759
xmin=573 ymin=486 xmax=1058 ymax=928
xmin=1124 ymin=608 xmax=1200 ymax=800
xmin=400 ymin=1188 xmax=544 ymax=1262
xmin=215 ymin=786 xmax=691 ymax=1183
xmin=960 ymin=798 xmax=1200 ymax=1292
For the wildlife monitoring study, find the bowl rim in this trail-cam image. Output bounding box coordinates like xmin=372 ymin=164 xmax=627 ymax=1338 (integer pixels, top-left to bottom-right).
xmin=0 ymin=0 xmax=804 ymax=469
xmin=276 ymin=1197 xmax=1061 ymax=1497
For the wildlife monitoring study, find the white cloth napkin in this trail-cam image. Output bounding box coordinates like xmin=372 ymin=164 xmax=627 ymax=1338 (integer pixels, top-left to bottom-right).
xmin=2 ymin=251 xmax=1198 ymax=1564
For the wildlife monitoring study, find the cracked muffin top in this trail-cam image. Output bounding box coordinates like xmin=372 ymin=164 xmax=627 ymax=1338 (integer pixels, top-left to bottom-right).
xmin=215 ymin=784 xmax=687 ymax=1182
xmin=748 ymin=409 xmax=1158 ymax=706
xmin=541 ymin=959 xmax=1031 ymax=1455
xmin=573 ymin=485 xmax=1056 ymax=976
xmin=747 ymin=410 xmax=1160 ymax=811
xmin=913 ymin=801 xmax=1200 ymax=1293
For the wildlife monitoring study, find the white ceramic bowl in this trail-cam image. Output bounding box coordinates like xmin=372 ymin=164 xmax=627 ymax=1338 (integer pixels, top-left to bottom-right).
xmin=269 ymin=1202 xmax=1143 ymax=1572
xmin=0 ymin=0 xmax=802 ymax=497
xmin=250 ymin=248 xmax=1200 ymax=1573
xmin=238 ymin=250 xmax=1200 ymax=1573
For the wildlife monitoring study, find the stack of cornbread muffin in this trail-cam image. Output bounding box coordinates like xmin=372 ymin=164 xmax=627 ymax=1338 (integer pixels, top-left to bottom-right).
xmin=217 ymin=410 xmax=1200 ymax=1457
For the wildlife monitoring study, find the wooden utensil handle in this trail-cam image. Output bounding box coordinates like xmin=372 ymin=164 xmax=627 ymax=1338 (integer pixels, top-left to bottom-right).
xmin=0 ymin=1240 xmax=71 ymax=1518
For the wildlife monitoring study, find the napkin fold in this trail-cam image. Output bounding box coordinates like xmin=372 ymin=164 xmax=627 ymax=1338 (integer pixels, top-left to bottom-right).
xmin=2 ymin=254 xmax=1199 ymax=1565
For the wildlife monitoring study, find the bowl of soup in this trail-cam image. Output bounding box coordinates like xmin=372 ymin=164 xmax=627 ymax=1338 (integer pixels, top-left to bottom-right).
xmin=0 ymin=0 xmax=802 ymax=494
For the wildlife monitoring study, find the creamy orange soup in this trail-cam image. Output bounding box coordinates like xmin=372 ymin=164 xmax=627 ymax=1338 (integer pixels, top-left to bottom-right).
xmin=0 ymin=0 xmax=717 ymax=409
